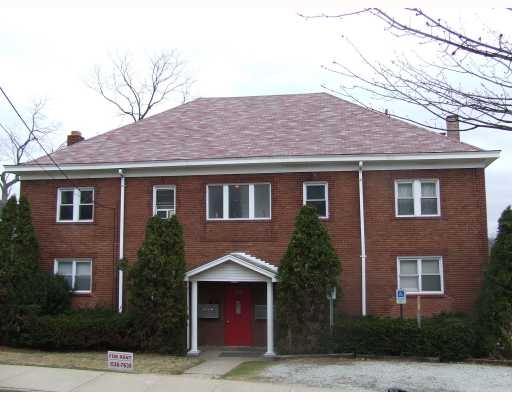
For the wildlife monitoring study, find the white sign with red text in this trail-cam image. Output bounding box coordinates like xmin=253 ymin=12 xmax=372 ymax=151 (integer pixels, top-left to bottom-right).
xmin=107 ymin=351 xmax=134 ymax=371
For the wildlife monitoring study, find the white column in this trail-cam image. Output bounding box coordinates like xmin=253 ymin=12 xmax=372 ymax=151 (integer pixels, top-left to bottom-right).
xmin=186 ymin=280 xmax=190 ymax=351
xmin=118 ymin=170 xmax=125 ymax=313
xmin=264 ymin=280 xmax=276 ymax=357
xmin=187 ymin=280 xmax=200 ymax=356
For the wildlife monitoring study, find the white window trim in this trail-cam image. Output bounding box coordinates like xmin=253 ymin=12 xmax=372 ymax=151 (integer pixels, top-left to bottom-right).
xmin=54 ymin=258 xmax=93 ymax=294
xmin=395 ymin=179 xmax=441 ymax=218
xmin=56 ymin=187 xmax=94 ymax=223
xmin=153 ymin=185 xmax=176 ymax=218
xmin=397 ymin=256 xmax=444 ymax=295
xmin=206 ymin=183 xmax=272 ymax=221
xmin=303 ymin=181 xmax=329 ymax=219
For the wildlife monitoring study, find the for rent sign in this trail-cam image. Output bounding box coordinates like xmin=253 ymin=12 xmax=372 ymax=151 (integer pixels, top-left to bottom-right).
xmin=107 ymin=351 xmax=134 ymax=371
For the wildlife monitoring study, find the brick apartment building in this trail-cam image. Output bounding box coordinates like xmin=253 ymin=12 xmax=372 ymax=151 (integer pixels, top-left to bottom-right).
xmin=5 ymin=93 xmax=499 ymax=356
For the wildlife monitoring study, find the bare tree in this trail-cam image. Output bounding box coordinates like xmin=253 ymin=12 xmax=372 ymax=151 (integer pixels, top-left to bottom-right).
xmin=0 ymin=100 xmax=56 ymax=206
xmin=90 ymin=50 xmax=192 ymax=122
xmin=302 ymin=8 xmax=512 ymax=132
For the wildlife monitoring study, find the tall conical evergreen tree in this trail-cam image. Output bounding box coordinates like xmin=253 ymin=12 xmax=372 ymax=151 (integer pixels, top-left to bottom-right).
xmin=1 ymin=197 xmax=70 ymax=343
xmin=0 ymin=197 xmax=18 ymax=309
xmin=0 ymin=197 xmax=18 ymax=271
xmin=13 ymin=196 xmax=39 ymax=273
xmin=127 ymin=215 xmax=187 ymax=353
xmin=11 ymin=196 xmax=44 ymax=306
xmin=277 ymin=205 xmax=341 ymax=353
xmin=477 ymin=206 xmax=512 ymax=356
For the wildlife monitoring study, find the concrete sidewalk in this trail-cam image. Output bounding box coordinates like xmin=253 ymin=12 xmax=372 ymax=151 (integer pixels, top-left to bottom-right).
xmin=0 ymin=364 xmax=323 ymax=392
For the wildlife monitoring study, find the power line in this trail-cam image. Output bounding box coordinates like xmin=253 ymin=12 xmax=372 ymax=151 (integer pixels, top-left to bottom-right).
xmin=0 ymin=121 xmax=56 ymax=182
xmin=0 ymin=86 xmax=120 ymax=288
xmin=0 ymin=85 xmax=116 ymax=211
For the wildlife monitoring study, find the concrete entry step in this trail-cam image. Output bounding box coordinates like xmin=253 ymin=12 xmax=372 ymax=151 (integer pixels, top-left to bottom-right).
xmin=219 ymin=347 xmax=265 ymax=357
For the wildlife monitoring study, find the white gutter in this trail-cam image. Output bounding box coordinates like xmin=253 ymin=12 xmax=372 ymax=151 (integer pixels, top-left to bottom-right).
xmin=3 ymin=150 xmax=501 ymax=173
xmin=118 ymin=169 xmax=125 ymax=313
xmin=358 ymin=161 xmax=367 ymax=316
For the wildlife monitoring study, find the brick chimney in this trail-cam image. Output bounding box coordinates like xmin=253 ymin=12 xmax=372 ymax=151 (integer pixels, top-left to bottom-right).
xmin=445 ymin=115 xmax=460 ymax=142
xmin=67 ymin=130 xmax=84 ymax=146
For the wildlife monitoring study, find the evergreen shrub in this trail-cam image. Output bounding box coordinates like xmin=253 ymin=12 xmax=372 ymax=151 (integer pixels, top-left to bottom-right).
xmin=476 ymin=206 xmax=512 ymax=357
xmin=330 ymin=313 xmax=477 ymax=362
xmin=127 ymin=215 xmax=187 ymax=354
xmin=277 ymin=205 xmax=341 ymax=354
xmin=12 ymin=309 xmax=136 ymax=350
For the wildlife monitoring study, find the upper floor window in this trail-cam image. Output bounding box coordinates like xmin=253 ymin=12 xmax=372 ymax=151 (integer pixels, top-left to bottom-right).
xmin=57 ymin=188 xmax=94 ymax=222
xmin=397 ymin=257 xmax=443 ymax=294
xmin=207 ymin=183 xmax=271 ymax=220
xmin=54 ymin=259 xmax=92 ymax=293
xmin=303 ymin=182 xmax=328 ymax=218
xmin=153 ymin=185 xmax=176 ymax=219
xmin=395 ymin=179 xmax=440 ymax=217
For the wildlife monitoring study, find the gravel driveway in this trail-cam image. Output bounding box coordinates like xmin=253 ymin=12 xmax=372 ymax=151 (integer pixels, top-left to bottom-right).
xmin=257 ymin=358 xmax=512 ymax=391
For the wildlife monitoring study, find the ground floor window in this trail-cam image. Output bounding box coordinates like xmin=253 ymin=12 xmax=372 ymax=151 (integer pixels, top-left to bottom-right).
xmin=54 ymin=259 xmax=92 ymax=293
xmin=397 ymin=257 xmax=443 ymax=294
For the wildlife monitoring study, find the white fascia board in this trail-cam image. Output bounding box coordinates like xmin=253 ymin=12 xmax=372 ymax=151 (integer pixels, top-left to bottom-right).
xmin=4 ymin=150 xmax=500 ymax=173
xmin=7 ymin=151 xmax=500 ymax=180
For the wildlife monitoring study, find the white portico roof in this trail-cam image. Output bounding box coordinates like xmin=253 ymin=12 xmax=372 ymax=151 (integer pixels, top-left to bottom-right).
xmin=185 ymin=252 xmax=278 ymax=282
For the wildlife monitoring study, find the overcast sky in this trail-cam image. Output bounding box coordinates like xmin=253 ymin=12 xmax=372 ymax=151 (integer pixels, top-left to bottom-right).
xmin=1 ymin=2 xmax=511 ymax=236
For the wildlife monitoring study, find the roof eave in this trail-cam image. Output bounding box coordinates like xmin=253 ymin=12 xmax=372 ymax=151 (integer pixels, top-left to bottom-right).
xmin=3 ymin=150 xmax=501 ymax=174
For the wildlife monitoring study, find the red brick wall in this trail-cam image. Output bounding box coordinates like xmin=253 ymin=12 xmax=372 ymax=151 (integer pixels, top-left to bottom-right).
xmin=21 ymin=178 xmax=120 ymax=308
xmin=20 ymin=168 xmax=488 ymax=316
xmin=364 ymin=169 xmax=488 ymax=317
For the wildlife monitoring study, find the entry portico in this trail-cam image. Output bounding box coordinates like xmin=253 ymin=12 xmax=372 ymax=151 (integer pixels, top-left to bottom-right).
xmin=185 ymin=252 xmax=278 ymax=357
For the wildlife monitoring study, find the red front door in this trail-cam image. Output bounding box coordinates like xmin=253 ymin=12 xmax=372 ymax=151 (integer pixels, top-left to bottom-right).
xmin=224 ymin=285 xmax=252 ymax=346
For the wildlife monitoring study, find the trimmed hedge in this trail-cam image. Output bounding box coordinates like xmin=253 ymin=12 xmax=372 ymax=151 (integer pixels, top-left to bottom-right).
xmin=11 ymin=309 xmax=137 ymax=351
xmin=330 ymin=313 xmax=477 ymax=362
xmin=8 ymin=308 xmax=477 ymax=361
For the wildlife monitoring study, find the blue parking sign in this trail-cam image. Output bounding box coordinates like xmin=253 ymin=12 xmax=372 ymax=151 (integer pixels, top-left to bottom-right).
xmin=396 ymin=288 xmax=407 ymax=304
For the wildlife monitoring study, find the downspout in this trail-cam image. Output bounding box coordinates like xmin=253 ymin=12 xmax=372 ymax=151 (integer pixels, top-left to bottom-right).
xmin=118 ymin=169 xmax=126 ymax=313
xmin=358 ymin=161 xmax=367 ymax=316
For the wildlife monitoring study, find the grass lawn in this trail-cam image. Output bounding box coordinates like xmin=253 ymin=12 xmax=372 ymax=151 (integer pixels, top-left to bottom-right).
xmin=222 ymin=360 xmax=275 ymax=380
xmin=0 ymin=347 xmax=201 ymax=375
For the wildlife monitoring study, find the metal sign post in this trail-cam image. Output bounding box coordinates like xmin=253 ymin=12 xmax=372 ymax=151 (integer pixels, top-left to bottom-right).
xmin=327 ymin=287 xmax=336 ymax=334
xmin=416 ymin=295 xmax=422 ymax=328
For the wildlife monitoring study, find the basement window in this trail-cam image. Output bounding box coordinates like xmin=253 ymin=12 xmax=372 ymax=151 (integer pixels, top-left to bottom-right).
xmin=153 ymin=185 xmax=176 ymax=219
xmin=57 ymin=188 xmax=94 ymax=222
xmin=207 ymin=183 xmax=271 ymax=220
xmin=397 ymin=257 xmax=444 ymax=294
xmin=303 ymin=182 xmax=328 ymax=218
xmin=395 ymin=179 xmax=440 ymax=217
xmin=54 ymin=259 xmax=92 ymax=293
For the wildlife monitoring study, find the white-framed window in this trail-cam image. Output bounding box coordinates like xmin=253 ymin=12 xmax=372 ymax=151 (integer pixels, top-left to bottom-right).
xmin=206 ymin=183 xmax=271 ymax=220
xmin=57 ymin=188 xmax=94 ymax=222
xmin=303 ymin=182 xmax=328 ymax=218
xmin=54 ymin=259 xmax=92 ymax=293
xmin=395 ymin=179 xmax=440 ymax=217
xmin=153 ymin=185 xmax=176 ymax=219
xmin=397 ymin=257 xmax=444 ymax=294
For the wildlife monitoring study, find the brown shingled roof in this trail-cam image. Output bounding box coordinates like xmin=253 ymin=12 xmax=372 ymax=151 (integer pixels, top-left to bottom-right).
xmin=29 ymin=93 xmax=480 ymax=165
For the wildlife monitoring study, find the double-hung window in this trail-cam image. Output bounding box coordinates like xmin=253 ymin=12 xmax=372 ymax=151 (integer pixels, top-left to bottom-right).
xmin=54 ymin=259 xmax=92 ymax=293
xmin=395 ymin=179 xmax=440 ymax=217
xmin=57 ymin=188 xmax=94 ymax=222
xmin=303 ymin=182 xmax=328 ymax=218
xmin=207 ymin=183 xmax=271 ymax=220
xmin=153 ymin=185 xmax=176 ymax=218
xmin=397 ymin=257 xmax=443 ymax=294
